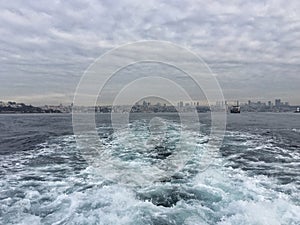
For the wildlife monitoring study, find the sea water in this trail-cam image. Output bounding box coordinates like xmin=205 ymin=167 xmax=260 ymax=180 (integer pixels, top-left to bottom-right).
xmin=0 ymin=113 xmax=299 ymax=224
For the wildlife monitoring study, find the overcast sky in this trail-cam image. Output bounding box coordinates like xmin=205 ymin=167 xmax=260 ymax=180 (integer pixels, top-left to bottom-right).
xmin=0 ymin=0 xmax=300 ymax=105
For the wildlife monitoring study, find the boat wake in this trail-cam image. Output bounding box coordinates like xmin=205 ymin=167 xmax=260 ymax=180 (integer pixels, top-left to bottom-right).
xmin=0 ymin=118 xmax=299 ymax=224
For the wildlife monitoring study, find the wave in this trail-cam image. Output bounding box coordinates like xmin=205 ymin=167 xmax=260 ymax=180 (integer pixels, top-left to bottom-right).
xmin=0 ymin=120 xmax=299 ymax=224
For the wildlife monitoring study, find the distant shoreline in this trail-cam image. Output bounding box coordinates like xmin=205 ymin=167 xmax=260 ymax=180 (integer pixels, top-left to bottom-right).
xmin=0 ymin=111 xmax=299 ymax=115
xmin=1 ymin=101 xmax=299 ymax=114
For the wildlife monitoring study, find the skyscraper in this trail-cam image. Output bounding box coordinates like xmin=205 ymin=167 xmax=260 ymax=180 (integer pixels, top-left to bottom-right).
xmin=268 ymin=101 xmax=272 ymax=108
xmin=275 ymin=99 xmax=281 ymax=107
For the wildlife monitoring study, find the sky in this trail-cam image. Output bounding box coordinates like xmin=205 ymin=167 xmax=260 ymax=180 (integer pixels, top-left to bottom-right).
xmin=0 ymin=0 xmax=300 ymax=105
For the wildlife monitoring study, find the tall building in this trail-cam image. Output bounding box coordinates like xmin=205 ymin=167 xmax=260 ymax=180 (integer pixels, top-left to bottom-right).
xmin=268 ymin=101 xmax=272 ymax=107
xmin=275 ymin=99 xmax=281 ymax=107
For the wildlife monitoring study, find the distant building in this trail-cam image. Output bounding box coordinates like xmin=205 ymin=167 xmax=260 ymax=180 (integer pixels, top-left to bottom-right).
xmin=275 ymin=99 xmax=281 ymax=107
xmin=268 ymin=101 xmax=272 ymax=107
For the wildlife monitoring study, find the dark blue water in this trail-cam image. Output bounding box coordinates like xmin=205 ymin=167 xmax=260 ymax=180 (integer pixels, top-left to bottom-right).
xmin=0 ymin=113 xmax=299 ymax=224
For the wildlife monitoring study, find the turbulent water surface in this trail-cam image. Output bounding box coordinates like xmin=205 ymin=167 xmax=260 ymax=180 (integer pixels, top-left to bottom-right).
xmin=0 ymin=113 xmax=299 ymax=225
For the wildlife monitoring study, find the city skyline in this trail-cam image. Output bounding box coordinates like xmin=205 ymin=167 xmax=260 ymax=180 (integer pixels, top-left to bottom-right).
xmin=1 ymin=97 xmax=299 ymax=108
xmin=1 ymin=97 xmax=298 ymax=114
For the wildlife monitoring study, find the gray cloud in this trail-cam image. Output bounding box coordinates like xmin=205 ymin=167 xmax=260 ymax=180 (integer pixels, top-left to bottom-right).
xmin=0 ymin=0 xmax=299 ymax=104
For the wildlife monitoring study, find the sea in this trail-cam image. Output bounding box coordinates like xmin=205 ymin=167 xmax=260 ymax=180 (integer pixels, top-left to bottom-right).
xmin=0 ymin=113 xmax=299 ymax=225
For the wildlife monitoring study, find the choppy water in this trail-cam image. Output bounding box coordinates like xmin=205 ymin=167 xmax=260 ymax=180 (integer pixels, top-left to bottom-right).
xmin=0 ymin=113 xmax=299 ymax=225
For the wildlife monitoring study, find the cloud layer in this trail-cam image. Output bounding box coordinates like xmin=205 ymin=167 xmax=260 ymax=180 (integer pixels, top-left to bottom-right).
xmin=0 ymin=0 xmax=299 ymax=104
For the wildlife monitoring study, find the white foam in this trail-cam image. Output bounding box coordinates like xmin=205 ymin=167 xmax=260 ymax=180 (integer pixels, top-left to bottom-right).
xmin=1 ymin=121 xmax=300 ymax=224
xmin=193 ymin=166 xmax=300 ymax=225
